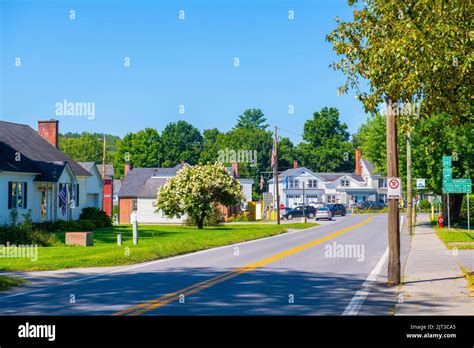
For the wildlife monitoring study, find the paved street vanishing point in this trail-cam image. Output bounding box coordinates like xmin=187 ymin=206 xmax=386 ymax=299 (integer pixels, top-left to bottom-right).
xmin=0 ymin=214 xmax=411 ymax=316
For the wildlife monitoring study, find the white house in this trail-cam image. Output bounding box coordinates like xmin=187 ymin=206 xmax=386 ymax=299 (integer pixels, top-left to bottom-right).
xmin=118 ymin=162 xmax=254 ymax=224
xmin=0 ymin=120 xmax=104 ymax=224
xmin=268 ymin=150 xmax=387 ymax=208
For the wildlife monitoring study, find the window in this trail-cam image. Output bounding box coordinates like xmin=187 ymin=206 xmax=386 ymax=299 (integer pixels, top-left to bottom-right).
xmin=326 ymin=194 xmax=337 ymax=203
xmin=379 ymin=178 xmax=387 ymax=188
xmin=8 ymin=181 xmax=28 ymax=209
xmin=132 ymin=199 xmax=138 ymax=212
xmin=71 ymin=183 xmax=79 ymax=207
xmin=341 ymin=179 xmax=350 ymax=187
xmin=308 ymin=180 xmax=318 ymax=188
xmin=289 ymin=179 xmax=299 ymax=188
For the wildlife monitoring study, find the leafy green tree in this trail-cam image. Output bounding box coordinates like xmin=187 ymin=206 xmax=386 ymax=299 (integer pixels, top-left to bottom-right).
xmin=115 ymin=128 xmax=161 ymax=177
xmin=199 ymin=128 xmax=222 ymax=164
xmin=296 ymin=107 xmax=354 ymax=172
xmin=155 ymin=163 xmax=242 ymax=229
xmin=234 ymin=108 xmax=269 ymax=130
xmin=161 ymin=121 xmax=203 ymax=167
xmin=59 ymin=133 xmax=102 ymax=163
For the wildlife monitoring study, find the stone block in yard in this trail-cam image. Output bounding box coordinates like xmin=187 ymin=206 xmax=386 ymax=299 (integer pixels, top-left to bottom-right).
xmin=65 ymin=232 xmax=94 ymax=246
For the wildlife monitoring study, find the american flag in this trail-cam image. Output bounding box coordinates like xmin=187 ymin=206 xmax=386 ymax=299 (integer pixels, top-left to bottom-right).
xmin=271 ymin=132 xmax=277 ymax=168
xmin=59 ymin=185 xmax=68 ymax=216
xmin=260 ymin=175 xmax=265 ymax=190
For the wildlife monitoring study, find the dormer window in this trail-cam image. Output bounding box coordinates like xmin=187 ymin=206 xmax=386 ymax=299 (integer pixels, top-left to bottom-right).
xmin=341 ymin=179 xmax=350 ymax=187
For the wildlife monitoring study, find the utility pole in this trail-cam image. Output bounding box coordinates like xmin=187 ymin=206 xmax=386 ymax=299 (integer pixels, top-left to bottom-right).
xmin=101 ymin=135 xmax=106 ymax=179
xmin=274 ymin=126 xmax=281 ymax=225
xmin=302 ymin=181 xmax=306 ymax=219
xmin=386 ymin=98 xmax=401 ymax=285
xmin=406 ymin=131 xmax=413 ymax=235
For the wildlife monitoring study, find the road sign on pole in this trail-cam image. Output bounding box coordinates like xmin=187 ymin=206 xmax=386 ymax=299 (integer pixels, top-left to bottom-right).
xmin=416 ymin=179 xmax=426 ymax=189
xmin=388 ymin=177 xmax=402 ymax=199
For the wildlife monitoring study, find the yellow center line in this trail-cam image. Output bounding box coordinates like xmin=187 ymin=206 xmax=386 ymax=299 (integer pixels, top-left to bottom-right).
xmin=113 ymin=216 xmax=374 ymax=316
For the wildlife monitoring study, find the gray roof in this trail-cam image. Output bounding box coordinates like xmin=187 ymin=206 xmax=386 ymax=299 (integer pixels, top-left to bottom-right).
xmin=361 ymin=158 xmax=375 ymax=175
xmin=0 ymin=120 xmax=91 ymax=180
xmin=113 ymin=179 xmax=121 ymax=195
xmin=97 ymin=164 xmax=114 ymax=178
xmin=78 ymin=162 xmax=95 ymax=172
xmin=318 ymin=172 xmax=365 ymax=182
xmin=118 ymin=165 xmax=183 ymax=198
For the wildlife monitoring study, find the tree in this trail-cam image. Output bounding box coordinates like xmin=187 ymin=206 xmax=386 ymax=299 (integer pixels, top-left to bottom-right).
xmin=161 ymin=121 xmax=203 ymax=167
xmin=296 ymin=107 xmax=354 ymax=172
xmin=155 ymin=163 xmax=242 ymax=229
xmin=199 ymin=128 xmax=222 ymax=164
xmin=327 ymin=0 xmax=472 ymax=285
xmin=234 ymin=108 xmax=269 ymax=130
xmin=59 ymin=133 xmax=102 ymax=163
xmin=115 ymin=128 xmax=161 ymax=177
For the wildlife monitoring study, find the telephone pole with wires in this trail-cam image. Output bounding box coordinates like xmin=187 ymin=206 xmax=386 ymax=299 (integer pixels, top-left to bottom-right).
xmin=272 ymin=126 xmax=281 ymax=225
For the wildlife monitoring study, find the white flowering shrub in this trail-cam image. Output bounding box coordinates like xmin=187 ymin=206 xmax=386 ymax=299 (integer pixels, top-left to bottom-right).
xmin=155 ymin=163 xmax=243 ymax=229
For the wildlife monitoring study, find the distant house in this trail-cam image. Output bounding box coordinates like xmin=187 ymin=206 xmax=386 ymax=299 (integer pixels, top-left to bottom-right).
xmin=77 ymin=162 xmax=105 ymax=209
xmin=97 ymin=164 xmax=114 ymax=217
xmin=268 ymin=149 xmax=387 ymax=208
xmin=0 ymin=119 xmax=104 ymax=224
xmin=118 ymin=162 xmax=253 ymax=224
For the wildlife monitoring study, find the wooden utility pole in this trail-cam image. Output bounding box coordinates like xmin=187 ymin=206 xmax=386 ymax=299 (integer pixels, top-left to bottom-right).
xmin=101 ymin=135 xmax=106 ymax=179
xmin=274 ymin=127 xmax=281 ymax=225
xmin=386 ymin=98 xmax=401 ymax=285
xmin=406 ymin=131 xmax=413 ymax=235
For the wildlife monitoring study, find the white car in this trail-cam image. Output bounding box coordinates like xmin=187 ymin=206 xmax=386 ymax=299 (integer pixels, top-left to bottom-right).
xmin=315 ymin=207 xmax=332 ymax=220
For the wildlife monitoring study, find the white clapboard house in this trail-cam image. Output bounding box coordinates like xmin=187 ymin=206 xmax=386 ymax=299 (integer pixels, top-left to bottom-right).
xmin=0 ymin=119 xmax=104 ymax=224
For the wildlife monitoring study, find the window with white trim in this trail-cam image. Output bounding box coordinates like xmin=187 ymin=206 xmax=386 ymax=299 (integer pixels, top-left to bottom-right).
xmin=8 ymin=181 xmax=28 ymax=209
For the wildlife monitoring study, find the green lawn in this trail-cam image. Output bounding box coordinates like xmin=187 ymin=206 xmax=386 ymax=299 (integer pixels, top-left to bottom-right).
xmin=0 ymin=275 xmax=28 ymax=291
xmin=0 ymin=223 xmax=317 ymax=272
xmin=433 ymin=224 xmax=474 ymax=249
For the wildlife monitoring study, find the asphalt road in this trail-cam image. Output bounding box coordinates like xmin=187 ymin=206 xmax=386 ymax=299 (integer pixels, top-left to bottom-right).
xmin=0 ymin=214 xmax=410 ymax=315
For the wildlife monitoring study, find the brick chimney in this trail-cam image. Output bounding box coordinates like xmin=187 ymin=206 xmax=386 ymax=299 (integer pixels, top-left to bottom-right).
xmin=231 ymin=162 xmax=239 ymax=178
xmin=124 ymin=162 xmax=132 ymax=176
xmin=355 ymin=148 xmax=362 ymax=176
xmin=38 ymin=120 xmax=59 ymax=148
xmin=293 ymin=160 xmax=299 ymax=169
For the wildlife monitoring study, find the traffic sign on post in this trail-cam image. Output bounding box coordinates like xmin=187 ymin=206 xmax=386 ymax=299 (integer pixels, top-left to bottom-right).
xmin=416 ymin=179 xmax=426 ymax=189
xmin=388 ymin=177 xmax=402 ymax=199
xmin=442 ymin=156 xmax=452 ymax=167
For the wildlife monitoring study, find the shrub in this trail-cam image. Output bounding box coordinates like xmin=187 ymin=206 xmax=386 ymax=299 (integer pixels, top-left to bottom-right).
xmin=418 ymin=199 xmax=431 ymax=211
xmin=79 ymin=207 xmax=112 ymax=228
xmin=227 ymin=212 xmax=250 ymax=222
xmin=0 ymin=211 xmax=57 ymax=246
xmin=460 ymin=194 xmax=474 ymax=223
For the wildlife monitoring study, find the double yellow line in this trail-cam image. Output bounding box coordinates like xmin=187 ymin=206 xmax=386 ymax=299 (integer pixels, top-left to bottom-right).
xmin=113 ymin=217 xmax=373 ymax=316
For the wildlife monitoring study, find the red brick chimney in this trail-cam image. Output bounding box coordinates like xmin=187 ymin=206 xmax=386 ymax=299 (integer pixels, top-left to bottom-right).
xmin=355 ymin=148 xmax=362 ymax=176
xmin=231 ymin=162 xmax=239 ymax=178
xmin=38 ymin=120 xmax=59 ymax=148
xmin=293 ymin=160 xmax=299 ymax=169
xmin=124 ymin=162 xmax=132 ymax=176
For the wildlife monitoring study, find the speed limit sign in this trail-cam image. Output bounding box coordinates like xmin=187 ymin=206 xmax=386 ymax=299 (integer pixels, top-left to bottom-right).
xmin=388 ymin=177 xmax=402 ymax=199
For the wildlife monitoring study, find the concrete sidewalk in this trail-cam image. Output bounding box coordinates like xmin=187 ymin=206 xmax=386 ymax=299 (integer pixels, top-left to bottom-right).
xmin=396 ymin=214 xmax=474 ymax=315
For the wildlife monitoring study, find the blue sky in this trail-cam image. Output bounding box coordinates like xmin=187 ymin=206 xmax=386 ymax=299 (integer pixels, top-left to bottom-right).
xmin=0 ymin=0 xmax=368 ymax=144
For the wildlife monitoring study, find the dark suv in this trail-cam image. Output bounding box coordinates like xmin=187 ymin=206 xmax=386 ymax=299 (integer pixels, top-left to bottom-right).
xmin=282 ymin=206 xmax=317 ymax=220
xmin=327 ymin=203 xmax=347 ymax=216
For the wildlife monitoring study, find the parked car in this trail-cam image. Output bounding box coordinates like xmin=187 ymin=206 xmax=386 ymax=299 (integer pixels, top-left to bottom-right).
xmin=356 ymin=201 xmax=385 ymax=210
xmin=326 ymin=203 xmax=347 ymax=216
xmin=283 ymin=206 xmax=317 ymax=220
xmin=315 ymin=207 xmax=332 ymax=220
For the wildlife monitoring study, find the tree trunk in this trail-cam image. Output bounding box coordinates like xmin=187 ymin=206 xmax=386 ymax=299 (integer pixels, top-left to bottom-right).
xmin=443 ymin=193 xmax=464 ymax=225
xmin=386 ymin=98 xmax=401 ymax=285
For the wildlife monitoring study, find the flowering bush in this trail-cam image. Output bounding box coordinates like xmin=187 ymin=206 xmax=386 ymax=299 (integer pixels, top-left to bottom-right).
xmin=155 ymin=163 xmax=243 ymax=229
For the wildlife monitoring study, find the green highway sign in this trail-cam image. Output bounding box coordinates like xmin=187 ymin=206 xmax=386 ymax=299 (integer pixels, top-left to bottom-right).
xmin=443 ymin=168 xmax=452 ymax=181
xmin=442 ymin=156 xmax=452 ymax=167
xmin=443 ymin=179 xmax=472 ymax=193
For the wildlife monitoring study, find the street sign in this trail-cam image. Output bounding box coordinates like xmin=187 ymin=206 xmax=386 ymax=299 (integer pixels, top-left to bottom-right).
xmin=388 ymin=177 xmax=402 ymax=199
xmin=443 ymin=179 xmax=472 ymax=193
xmin=416 ymin=179 xmax=426 ymax=189
xmin=442 ymin=156 xmax=452 ymax=167
xmin=442 ymin=167 xmax=452 ymax=181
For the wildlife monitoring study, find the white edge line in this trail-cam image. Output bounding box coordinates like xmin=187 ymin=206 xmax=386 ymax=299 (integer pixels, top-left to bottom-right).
xmin=342 ymin=215 xmax=403 ymax=316
xmin=0 ymin=219 xmax=349 ymax=301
